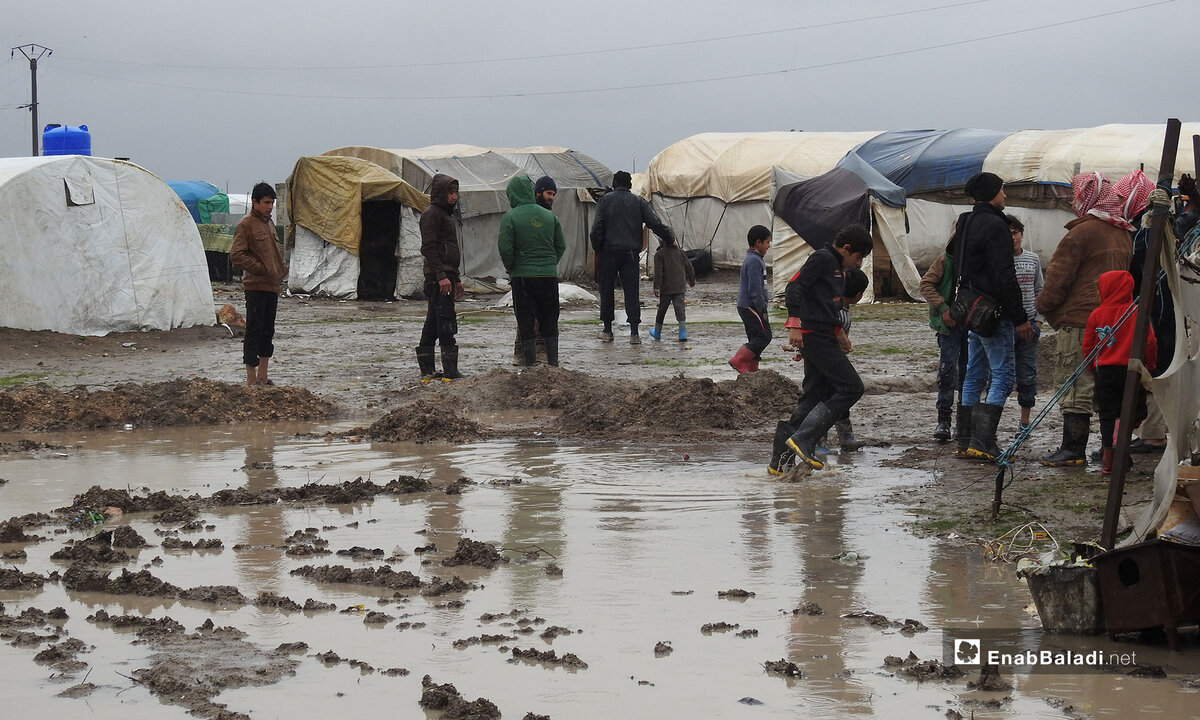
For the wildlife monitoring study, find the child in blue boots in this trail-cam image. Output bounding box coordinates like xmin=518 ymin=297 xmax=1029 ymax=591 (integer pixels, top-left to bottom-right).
xmin=650 ymin=237 xmax=696 ymax=341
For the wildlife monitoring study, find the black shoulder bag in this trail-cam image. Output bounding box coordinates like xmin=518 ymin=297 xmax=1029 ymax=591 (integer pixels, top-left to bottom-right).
xmin=947 ymin=214 xmax=1002 ymax=337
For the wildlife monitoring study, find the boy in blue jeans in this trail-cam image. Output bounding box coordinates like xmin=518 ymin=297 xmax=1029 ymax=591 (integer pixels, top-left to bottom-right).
xmin=1009 ymin=214 xmax=1043 ymax=431
xmin=729 ymin=225 xmax=772 ymax=373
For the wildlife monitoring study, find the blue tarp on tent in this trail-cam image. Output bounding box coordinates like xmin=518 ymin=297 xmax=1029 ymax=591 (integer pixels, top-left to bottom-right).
xmin=833 ymin=152 xmax=907 ymax=207
xmin=847 ymin=129 xmax=1008 ymax=195
xmin=167 ymin=181 xmax=221 ymax=222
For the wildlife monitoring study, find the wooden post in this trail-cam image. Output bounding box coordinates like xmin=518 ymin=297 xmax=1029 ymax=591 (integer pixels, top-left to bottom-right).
xmin=1100 ymin=119 xmax=1181 ymax=550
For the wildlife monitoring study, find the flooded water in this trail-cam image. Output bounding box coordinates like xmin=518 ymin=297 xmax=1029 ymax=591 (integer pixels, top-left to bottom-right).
xmin=2 ymin=423 xmax=1197 ymax=719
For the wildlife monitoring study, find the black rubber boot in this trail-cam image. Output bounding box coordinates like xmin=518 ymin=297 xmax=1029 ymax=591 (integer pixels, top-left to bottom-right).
xmin=836 ymin=421 xmax=865 ymax=451
xmin=954 ymin=404 xmax=972 ymax=457
xmin=544 ymin=336 xmax=559 ymax=367
xmin=786 ymin=403 xmax=836 ymax=470
xmin=768 ymin=420 xmax=795 ymax=476
xmin=440 ymin=346 xmax=466 ymax=380
xmin=519 ymin=340 xmax=537 ymax=367
xmin=1039 ymin=413 xmax=1090 ymax=467
xmin=415 ymin=345 xmax=438 ymax=377
xmin=966 ymin=402 xmax=1004 ymax=462
xmin=933 ymin=411 xmax=952 ymax=442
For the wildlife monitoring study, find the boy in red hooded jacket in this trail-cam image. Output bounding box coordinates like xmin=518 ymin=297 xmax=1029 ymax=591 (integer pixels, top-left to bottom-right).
xmin=1082 ymin=270 xmax=1157 ymax=474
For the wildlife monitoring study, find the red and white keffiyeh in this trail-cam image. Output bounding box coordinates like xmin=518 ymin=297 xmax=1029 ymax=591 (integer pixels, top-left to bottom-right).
xmin=1072 ymin=172 xmax=1133 ymax=230
xmin=1114 ymin=169 xmax=1155 ymax=223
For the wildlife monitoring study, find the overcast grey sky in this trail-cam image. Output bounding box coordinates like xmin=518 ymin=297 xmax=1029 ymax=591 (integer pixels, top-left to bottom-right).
xmin=3 ymin=0 xmax=1196 ymax=194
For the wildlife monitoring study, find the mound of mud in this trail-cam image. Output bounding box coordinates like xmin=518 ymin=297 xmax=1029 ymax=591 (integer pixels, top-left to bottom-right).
xmin=0 ymin=378 xmax=337 ymax=431
xmin=557 ymin=370 xmax=798 ymax=437
xmin=444 ymin=366 xmax=618 ymax=410
xmin=365 ymin=399 xmax=484 ymax=443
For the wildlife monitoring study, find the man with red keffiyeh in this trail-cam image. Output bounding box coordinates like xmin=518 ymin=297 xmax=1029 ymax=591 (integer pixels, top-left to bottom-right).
xmin=1035 ymin=172 xmax=1135 ymax=466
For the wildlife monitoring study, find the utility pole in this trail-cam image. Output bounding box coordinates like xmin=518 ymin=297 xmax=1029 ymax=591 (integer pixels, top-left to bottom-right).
xmin=12 ymin=44 xmax=52 ymax=156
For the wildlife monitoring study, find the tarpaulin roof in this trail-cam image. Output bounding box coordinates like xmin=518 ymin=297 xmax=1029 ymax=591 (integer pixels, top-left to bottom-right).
xmin=846 ymin=128 xmax=1009 ymax=195
xmin=167 ymin=180 xmax=221 ymax=222
xmin=493 ymin=147 xmax=612 ymax=189
xmin=286 ymin=155 xmax=429 ymax=256
xmin=832 ymin=152 xmax=907 ymax=207
xmin=773 ymin=167 xmax=873 ymax=250
xmin=648 ymin=131 xmax=881 ymax=202
xmin=984 ymin=123 xmax=1200 ymax=187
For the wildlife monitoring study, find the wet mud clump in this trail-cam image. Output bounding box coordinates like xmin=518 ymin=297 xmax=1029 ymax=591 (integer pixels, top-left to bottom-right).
xmin=884 ymin=651 xmax=966 ymax=680
xmin=442 ymin=538 xmax=507 ymax=569
xmin=362 ymin=399 xmax=485 ymax=443
xmin=0 ymin=378 xmax=336 ymax=431
xmin=133 ymin=625 xmax=301 ymax=719
xmin=419 ymin=674 xmax=502 ymax=719
xmin=290 ymin=564 xmax=423 ymax=590
xmin=0 ymin=567 xmax=46 ymax=590
xmin=764 ymin=658 xmax=803 ymax=677
xmin=511 ymin=647 xmax=589 ymax=669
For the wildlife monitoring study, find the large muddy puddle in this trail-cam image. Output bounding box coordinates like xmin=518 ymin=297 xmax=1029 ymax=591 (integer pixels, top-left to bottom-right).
xmin=2 ymin=423 xmax=1197 ymax=718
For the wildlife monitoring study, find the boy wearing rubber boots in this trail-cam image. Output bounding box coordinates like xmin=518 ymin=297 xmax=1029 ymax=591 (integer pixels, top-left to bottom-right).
xmin=770 ymin=224 xmax=873 ymax=472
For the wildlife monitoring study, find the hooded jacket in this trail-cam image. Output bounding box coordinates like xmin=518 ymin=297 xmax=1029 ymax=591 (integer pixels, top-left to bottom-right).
xmin=420 ymin=173 xmax=461 ymax=281
xmin=1035 ymin=215 xmax=1132 ymax=329
xmin=231 ymin=206 xmax=287 ymax=293
xmin=498 ymin=175 xmax=565 ymax=278
xmin=1083 ymin=270 xmax=1156 ymax=370
xmin=589 ymin=187 xmax=675 ymax=254
xmin=955 ymin=202 xmax=1028 ymax=326
xmin=653 ymin=239 xmax=696 ymax=296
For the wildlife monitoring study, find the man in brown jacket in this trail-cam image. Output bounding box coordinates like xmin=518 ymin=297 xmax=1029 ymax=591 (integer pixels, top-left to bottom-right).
xmin=1034 ymin=172 xmax=1134 ymax=465
xmin=231 ymin=182 xmax=287 ymax=387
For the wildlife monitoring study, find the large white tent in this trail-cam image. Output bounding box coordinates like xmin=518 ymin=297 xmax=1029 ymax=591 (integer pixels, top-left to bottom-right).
xmin=0 ymin=155 xmax=214 ymax=335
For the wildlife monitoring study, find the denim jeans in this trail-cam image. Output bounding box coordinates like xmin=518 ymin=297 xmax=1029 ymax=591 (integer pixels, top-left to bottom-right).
xmin=962 ymin=321 xmax=1015 ymax=407
xmin=1014 ymin=324 xmax=1041 ymax=409
xmin=935 ymin=325 xmax=969 ymax=415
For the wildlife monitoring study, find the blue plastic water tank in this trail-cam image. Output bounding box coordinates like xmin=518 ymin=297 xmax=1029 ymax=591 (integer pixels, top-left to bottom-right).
xmin=42 ymin=124 xmax=92 ymax=156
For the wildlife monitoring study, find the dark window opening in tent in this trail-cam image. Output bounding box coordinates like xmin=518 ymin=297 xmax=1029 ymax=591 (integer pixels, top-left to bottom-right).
xmin=357 ymin=200 xmax=401 ymax=300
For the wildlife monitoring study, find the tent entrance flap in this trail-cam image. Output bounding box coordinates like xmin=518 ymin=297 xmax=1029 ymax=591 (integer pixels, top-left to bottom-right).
xmin=358 ymin=200 xmax=402 ymax=301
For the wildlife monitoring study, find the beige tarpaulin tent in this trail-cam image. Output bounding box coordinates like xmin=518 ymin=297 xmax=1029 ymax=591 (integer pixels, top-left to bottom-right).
xmin=286 ymin=155 xmax=429 ymax=299
xmin=647 ymin=131 xmax=881 ymax=268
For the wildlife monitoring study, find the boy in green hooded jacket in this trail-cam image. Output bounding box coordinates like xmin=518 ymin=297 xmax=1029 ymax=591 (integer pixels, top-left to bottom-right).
xmin=499 ymin=175 xmax=567 ymax=366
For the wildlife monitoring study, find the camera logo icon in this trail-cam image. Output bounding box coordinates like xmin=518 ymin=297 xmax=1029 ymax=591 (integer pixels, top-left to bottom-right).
xmin=953 ymin=638 xmax=982 ymax=665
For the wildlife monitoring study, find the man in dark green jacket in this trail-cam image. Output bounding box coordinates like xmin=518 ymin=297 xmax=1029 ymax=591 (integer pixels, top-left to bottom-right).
xmin=499 ymin=175 xmax=566 ymax=366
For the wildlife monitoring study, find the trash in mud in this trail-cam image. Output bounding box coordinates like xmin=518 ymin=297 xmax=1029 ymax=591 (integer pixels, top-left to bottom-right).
xmin=763 ymin=658 xmax=802 ymax=677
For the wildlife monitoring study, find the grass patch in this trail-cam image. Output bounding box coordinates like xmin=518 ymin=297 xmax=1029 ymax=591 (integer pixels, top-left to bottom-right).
xmin=0 ymin=372 xmax=51 ymax=389
xmin=639 ymin=358 xmax=724 ymax=367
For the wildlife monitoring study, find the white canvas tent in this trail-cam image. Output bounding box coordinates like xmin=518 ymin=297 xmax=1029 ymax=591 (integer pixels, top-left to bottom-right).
xmin=647 ymin=131 xmax=881 ymax=268
xmin=0 ymin=155 xmax=215 ymax=336
xmin=286 ymin=156 xmax=429 ymax=299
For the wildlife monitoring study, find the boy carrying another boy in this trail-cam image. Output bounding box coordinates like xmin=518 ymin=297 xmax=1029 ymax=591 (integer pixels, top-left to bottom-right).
xmin=649 ymin=236 xmax=696 ymax=341
xmin=768 ymin=224 xmax=873 ymax=473
xmin=729 ymin=225 xmax=773 ymax=372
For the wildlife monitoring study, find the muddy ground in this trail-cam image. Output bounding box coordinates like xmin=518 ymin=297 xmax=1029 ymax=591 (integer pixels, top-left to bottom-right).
xmin=0 ymin=271 xmax=1183 ymax=718
xmin=0 ymin=271 xmax=1158 ymax=543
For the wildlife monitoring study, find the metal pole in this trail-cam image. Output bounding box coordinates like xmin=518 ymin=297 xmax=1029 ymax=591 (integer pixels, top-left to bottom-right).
xmin=11 ymin=44 xmax=52 ymax=157
xmin=30 ymin=57 xmax=38 ymax=155
xmin=1100 ymin=118 xmax=1180 ymax=550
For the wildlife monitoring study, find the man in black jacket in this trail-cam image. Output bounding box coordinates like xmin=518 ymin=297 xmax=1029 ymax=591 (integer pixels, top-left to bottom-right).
xmin=769 ymin=224 xmax=873 ymax=472
xmin=589 ymin=171 xmax=676 ymax=344
xmin=955 ymin=172 xmax=1034 ymax=461
xmin=417 ymin=173 xmax=465 ymax=379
